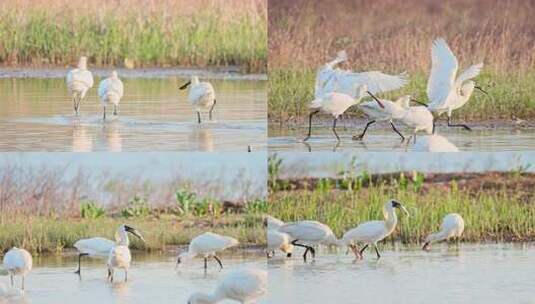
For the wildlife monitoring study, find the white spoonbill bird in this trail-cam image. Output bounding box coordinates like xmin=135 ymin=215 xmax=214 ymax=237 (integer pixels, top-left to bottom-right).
xmin=106 ymin=225 xmax=145 ymax=282
xmin=315 ymin=50 xmax=408 ymax=99
xmin=426 ymin=38 xmax=488 ymax=131
xmin=177 ymin=232 xmax=238 ymax=270
xmin=423 ymin=213 xmax=464 ymax=251
xmin=267 ymin=229 xmax=294 ymax=259
xmin=66 ymin=56 xmax=94 ymax=115
xmin=413 ymin=134 xmax=459 ymax=152
xmin=304 ymin=85 xmax=382 ymax=141
xmin=278 ymin=220 xmax=339 ymax=262
xmin=0 ymin=282 xmax=23 ymax=300
xmin=187 ymin=268 xmax=267 ymax=304
xmin=74 ymin=224 xmax=144 ymax=275
xmin=342 ymin=200 xmax=409 ymax=259
xmin=2 ymin=247 xmax=32 ymax=290
xmin=179 ymin=76 xmax=216 ymax=124
xmin=98 ymin=70 xmax=124 ymax=120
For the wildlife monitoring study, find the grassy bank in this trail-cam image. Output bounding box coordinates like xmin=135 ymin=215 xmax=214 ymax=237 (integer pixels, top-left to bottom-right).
xmin=268 ymin=172 xmax=535 ymax=243
xmin=268 ymin=69 xmax=535 ymax=123
xmin=268 ymin=0 xmax=535 ymax=122
xmin=0 ymin=0 xmax=267 ymax=72
xmin=0 ymin=212 xmax=265 ymax=254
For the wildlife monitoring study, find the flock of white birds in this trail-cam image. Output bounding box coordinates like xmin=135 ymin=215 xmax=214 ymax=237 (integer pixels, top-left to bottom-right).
xmin=65 ymin=56 xmax=217 ymax=122
xmin=267 ymin=199 xmax=465 ymax=262
xmin=1 ymin=226 xmax=267 ymax=303
xmin=304 ymin=38 xmax=488 ymax=146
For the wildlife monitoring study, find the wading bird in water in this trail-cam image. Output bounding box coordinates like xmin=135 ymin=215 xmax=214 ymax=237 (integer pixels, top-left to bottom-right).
xmin=423 ymin=213 xmax=464 ymax=251
xmin=98 ymin=70 xmax=124 ymax=120
xmin=278 ymin=220 xmax=339 ymax=262
xmin=177 ymin=232 xmax=238 ymax=270
xmin=2 ymin=247 xmax=32 ymax=290
xmin=179 ymin=76 xmax=217 ymax=124
xmin=426 ymin=38 xmax=488 ymax=131
xmin=66 ymin=56 xmax=94 ymax=115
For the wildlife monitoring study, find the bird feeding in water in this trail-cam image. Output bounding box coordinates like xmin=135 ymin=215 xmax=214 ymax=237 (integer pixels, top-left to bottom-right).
xmin=98 ymin=70 xmax=124 ymax=120
xmin=423 ymin=213 xmax=465 ymax=251
xmin=179 ymin=76 xmax=217 ymax=124
xmin=66 ymin=56 xmax=94 ymax=115
xmin=73 ymin=224 xmax=144 ymax=276
xmin=265 ymin=216 xmax=293 ymax=258
xmin=426 ymin=38 xmax=488 ymax=131
xmin=342 ymin=200 xmax=409 ymax=260
xmin=106 ymin=225 xmax=145 ymax=282
xmin=2 ymin=247 xmax=32 ymax=290
xmin=278 ymin=220 xmax=339 ymax=262
xmin=177 ymin=232 xmax=239 ymax=270
xmin=187 ymin=268 xmax=267 ymax=304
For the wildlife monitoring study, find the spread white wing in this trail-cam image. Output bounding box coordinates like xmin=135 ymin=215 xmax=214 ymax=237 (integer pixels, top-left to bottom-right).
xmin=339 ymin=71 xmax=409 ymax=96
xmin=455 ymin=63 xmax=483 ymax=87
xmin=427 ymin=38 xmax=458 ymax=107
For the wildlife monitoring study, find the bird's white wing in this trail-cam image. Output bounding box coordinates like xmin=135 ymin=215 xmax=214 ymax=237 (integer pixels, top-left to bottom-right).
xmin=427 ymin=38 xmax=458 ymax=106
xmin=266 ymin=216 xmax=285 ymax=230
xmin=279 ymin=221 xmax=329 ymax=241
xmin=342 ymin=221 xmax=385 ymax=243
xmin=455 ymin=63 xmax=483 ymax=87
xmin=98 ymin=78 xmax=110 ymax=99
xmin=191 ymin=232 xmax=238 ymax=252
xmin=337 ymin=71 xmax=409 ymax=96
xmin=74 ymin=237 xmax=115 ymax=256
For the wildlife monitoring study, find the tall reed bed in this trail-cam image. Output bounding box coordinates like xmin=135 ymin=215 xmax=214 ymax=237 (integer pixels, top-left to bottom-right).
xmin=268 ymin=0 xmax=535 ymax=122
xmin=0 ymin=0 xmax=267 ymax=72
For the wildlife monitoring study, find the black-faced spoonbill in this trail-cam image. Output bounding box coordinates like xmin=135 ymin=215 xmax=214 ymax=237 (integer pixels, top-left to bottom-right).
xmin=106 ymin=225 xmax=145 ymax=282
xmin=179 ymin=76 xmax=216 ymax=124
xmin=426 ymin=38 xmax=488 ymax=131
xmin=66 ymin=56 xmax=94 ymax=115
xmin=74 ymin=224 xmax=144 ymax=276
xmin=278 ymin=220 xmax=339 ymax=262
xmin=423 ymin=213 xmax=465 ymax=251
xmin=98 ymin=70 xmax=124 ymax=120
xmin=2 ymin=247 xmax=32 ymax=290
xmin=187 ymin=268 xmax=267 ymax=304
xmin=177 ymin=232 xmax=238 ymax=270
xmin=265 ymin=216 xmax=293 ymax=258
xmin=342 ymin=200 xmax=409 ymax=259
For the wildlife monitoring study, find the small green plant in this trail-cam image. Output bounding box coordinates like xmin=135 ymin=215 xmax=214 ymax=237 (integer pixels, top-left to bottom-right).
xmin=412 ymin=171 xmax=425 ymax=192
xmin=245 ymin=199 xmax=268 ymax=214
xmin=175 ymin=190 xmax=198 ymax=215
xmin=121 ymin=196 xmax=150 ymax=218
xmin=397 ymin=172 xmax=408 ymax=191
xmin=80 ymin=201 xmax=105 ymax=219
xmin=268 ymin=153 xmax=283 ymax=191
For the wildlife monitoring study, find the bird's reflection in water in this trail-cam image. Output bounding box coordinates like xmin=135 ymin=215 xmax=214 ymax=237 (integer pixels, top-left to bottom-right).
xmin=412 ymin=134 xmax=459 ymax=152
xmin=102 ymin=120 xmax=122 ymax=152
xmin=71 ymin=118 xmax=93 ymax=152
xmin=109 ymin=280 xmax=129 ymax=297
xmin=189 ymin=125 xmax=214 ymax=151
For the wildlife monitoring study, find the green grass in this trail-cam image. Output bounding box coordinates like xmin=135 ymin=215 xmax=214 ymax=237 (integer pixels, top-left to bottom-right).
xmin=268 ymin=178 xmax=535 ymax=243
xmin=0 ymin=213 xmax=265 ymax=255
xmin=268 ymin=69 xmax=535 ymax=123
xmin=0 ymin=8 xmax=266 ymax=72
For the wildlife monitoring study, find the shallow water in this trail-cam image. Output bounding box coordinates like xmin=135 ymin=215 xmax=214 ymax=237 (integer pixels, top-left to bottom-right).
xmin=0 ymin=75 xmax=266 ymax=151
xmin=274 ymin=151 xmax=535 ymax=177
xmin=3 ymin=252 xmax=267 ymax=304
xmin=269 ymin=123 xmax=535 ymax=152
xmin=267 ymin=243 xmax=535 ymax=304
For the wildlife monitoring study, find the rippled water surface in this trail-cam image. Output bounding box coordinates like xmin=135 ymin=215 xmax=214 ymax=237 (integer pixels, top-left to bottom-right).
xmin=0 ymin=74 xmax=266 ymax=151
xmin=2 ymin=252 xmax=267 ymax=304
xmin=267 ymin=243 xmax=535 ymax=304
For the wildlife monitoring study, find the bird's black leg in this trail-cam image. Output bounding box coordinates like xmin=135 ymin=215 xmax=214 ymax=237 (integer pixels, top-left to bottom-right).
xmin=213 ymin=255 xmax=223 ymax=269
xmin=197 ymin=111 xmax=202 ymax=124
xmin=390 ymin=121 xmax=405 ymax=141
xmin=292 ymin=240 xmax=314 ymax=262
xmin=353 ymin=120 xmax=375 ymax=140
xmin=75 ymin=253 xmax=89 ymax=274
xmin=103 ymin=106 xmax=106 ymax=120
xmin=374 ymin=245 xmax=381 ymax=259
xmin=204 ymin=257 xmax=208 ymax=269
xmin=113 ymin=105 xmax=118 ymax=116
xmin=302 ymin=247 xmax=309 ymax=262
xmin=447 ymin=116 xmax=471 ymax=131
xmin=332 ymin=117 xmax=340 ymax=141
xmin=303 ymin=110 xmax=319 ymax=141
xmin=359 ymin=244 xmax=369 ymax=256
xmin=209 ymin=100 xmax=216 ymax=120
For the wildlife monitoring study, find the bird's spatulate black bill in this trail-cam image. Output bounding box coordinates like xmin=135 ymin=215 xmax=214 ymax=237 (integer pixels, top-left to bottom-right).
xmin=411 ymin=98 xmax=428 ymax=106
xmin=367 ymin=91 xmax=385 ymax=108
xmin=179 ymin=81 xmax=191 ymax=90
xmin=474 ymin=85 xmax=489 ymax=95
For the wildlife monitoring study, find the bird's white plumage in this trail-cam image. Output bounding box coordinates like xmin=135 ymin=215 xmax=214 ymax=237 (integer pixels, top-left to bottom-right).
xmin=310 ymin=92 xmax=358 ymax=118
xmin=180 ymin=232 xmax=239 ymax=260
xmin=74 ymin=237 xmax=116 ymax=257
xmin=66 ymin=57 xmax=94 ymax=98
xmin=413 ymin=134 xmax=459 ymax=152
xmin=425 ymin=213 xmax=465 ymax=245
xmin=2 ymin=247 xmax=32 ymax=290
xmin=267 ymin=229 xmax=294 ymax=255
xmin=426 ymin=38 xmax=458 ymax=107
xmin=455 ymin=63 xmax=484 ymax=88
xmin=107 ymin=245 xmax=131 ymax=270
xmin=187 ymin=269 xmax=267 ymax=304
xmin=279 ymin=220 xmax=337 ymax=245
xmin=266 ymin=215 xmax=285 ymax=231
xmin=398 ymin=105 xmax=434 ymax=135
xmin=98 ymin=71 xmax=124 ymax=107
xmin=187 ymin=76 xmax=216 ymax=110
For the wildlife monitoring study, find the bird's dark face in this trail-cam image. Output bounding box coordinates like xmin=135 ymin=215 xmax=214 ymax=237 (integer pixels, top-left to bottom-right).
xmin=179 ymin=81 xmax=191 ymax=90
xmin=391 ymin=200 xmax=401 ymax=208
xmin=124 ymin=225 xmax=145 ymax=242
xmin=391 ymin=200 xmax=410 ymax=216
